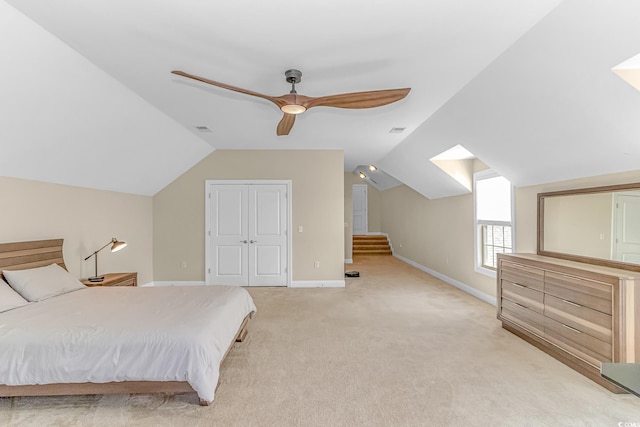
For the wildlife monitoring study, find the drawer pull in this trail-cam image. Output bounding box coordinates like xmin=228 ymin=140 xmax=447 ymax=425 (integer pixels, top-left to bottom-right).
xmin=561 ymin=299 xmax=582 ymax=308
xmin=562 ymin=324 xmax=582 ymax=334
xmin=513 ymin=302 xmax=527 ymax=309
xmin=511 ymin=283 xmax=526 ymax=289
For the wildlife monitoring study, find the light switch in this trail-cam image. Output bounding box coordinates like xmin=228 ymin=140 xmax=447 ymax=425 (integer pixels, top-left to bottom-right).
xmin=298 ymin=225 xmax=303 ymax=232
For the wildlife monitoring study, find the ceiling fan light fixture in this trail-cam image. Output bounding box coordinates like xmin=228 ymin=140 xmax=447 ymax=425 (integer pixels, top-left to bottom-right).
xmin=281 ymin=104 xmax=306 ymax=115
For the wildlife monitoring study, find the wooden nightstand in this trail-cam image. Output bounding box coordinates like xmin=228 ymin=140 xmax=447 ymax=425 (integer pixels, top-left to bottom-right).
xmin=82 ymin=272 xmax=137 ymax=287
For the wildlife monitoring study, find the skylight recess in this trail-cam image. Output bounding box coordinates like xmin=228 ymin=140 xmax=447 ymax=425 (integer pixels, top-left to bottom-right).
xmin=429 ymin=144 xmax=477 ymax=191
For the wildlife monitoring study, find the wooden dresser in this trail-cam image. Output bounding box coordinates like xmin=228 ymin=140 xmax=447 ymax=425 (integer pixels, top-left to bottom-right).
xmin=497 ymin=253 xmax=640 ymax=392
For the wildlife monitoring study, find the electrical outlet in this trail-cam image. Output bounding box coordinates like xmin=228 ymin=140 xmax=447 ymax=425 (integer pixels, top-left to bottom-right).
xmin=314 ymin=261 xmax=320 ymax=269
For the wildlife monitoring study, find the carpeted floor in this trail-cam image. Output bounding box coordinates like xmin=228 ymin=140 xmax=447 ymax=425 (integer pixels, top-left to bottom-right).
xmin=1 ymin=256 xmax=639 ymax=426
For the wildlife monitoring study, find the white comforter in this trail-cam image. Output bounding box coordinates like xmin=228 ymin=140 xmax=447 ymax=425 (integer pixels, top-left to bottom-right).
xmin=0 ymin=285 xmax=256 ymax=402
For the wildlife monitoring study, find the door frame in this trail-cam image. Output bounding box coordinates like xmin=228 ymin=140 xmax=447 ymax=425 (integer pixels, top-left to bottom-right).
xmin=205 ymin=179 xmax=292 ymax=287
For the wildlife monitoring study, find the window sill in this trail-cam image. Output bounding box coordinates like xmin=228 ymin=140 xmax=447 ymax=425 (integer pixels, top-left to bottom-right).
xmin=475 ymin=265 xmax=497 ymax=279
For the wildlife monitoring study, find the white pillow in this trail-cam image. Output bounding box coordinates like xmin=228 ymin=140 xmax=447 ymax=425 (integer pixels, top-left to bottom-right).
xmin=0 ymin=278 xmax=29 ymax=312
xmin=3 ymin=263 xmax=86 ymax=302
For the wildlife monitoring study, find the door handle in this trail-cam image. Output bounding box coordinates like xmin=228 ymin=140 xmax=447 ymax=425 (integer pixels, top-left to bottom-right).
xmin=240 ymin=240 xmax=248 ymax=243
xmin=250 ymin=240 xmax=258 ymax=243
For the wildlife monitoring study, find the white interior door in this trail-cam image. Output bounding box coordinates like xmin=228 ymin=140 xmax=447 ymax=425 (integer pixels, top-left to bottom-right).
xmin=613 ymin=193 xmax=640 ymax=264
xmin=207 ymin=182 xmax=289 ymax=286
xmin=209 ymin=185 xmax=249 ymax=286
xmin=248 ymin=185 xmax=288 ymax=286
xmin=352 ymin=184 xmax=368 ymax=235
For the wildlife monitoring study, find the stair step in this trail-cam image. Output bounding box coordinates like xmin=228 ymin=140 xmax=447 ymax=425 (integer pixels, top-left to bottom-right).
xmin=353 ymin=249 xmax=392 ymax=255
xmin=353 ymin=236 xmax=388 ymax=241
xmin=353 ymin=244 xmax=390 ymax=250
xmin=352 ymin=235 xmax=391 ymax=256
xmin=354 ymin=241 xmax=388 ymax=246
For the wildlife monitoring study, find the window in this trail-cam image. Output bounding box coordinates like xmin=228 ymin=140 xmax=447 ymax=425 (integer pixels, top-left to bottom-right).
xmin=474 ymin=170 xmax=514 ymax=275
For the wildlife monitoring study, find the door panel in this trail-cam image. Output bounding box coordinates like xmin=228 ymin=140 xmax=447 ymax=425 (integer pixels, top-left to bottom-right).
xmin=210 ymin=185 xmax=248 ymax=285
xmin=217 ymin=246 xmax=244 ymax=276
xmin=249 ymin=185 xmax=287 ymax=286
xmin=254 ymin=246 xmax=281 ymax=275
xmin=217 ymin=190 xmax=244 ymax=235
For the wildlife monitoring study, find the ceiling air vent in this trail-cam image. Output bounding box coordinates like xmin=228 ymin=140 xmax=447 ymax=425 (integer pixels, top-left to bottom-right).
xmin=389 ymin=127 xmax=405 ymax=134
xmin=194 ymin=126 xmax=212 ymax=133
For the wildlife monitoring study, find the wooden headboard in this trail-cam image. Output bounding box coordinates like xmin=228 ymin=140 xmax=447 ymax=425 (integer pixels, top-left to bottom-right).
xmin=0 ymin=239 xmax=66 ymax=281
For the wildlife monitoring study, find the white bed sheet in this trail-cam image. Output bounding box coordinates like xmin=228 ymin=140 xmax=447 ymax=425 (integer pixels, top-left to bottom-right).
xmin=0 ymin=285 xmax=256 ymax=402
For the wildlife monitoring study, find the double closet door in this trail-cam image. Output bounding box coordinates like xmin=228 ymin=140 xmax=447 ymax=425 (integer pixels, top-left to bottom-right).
xmin=206 ymin=182 xmax=289 ymax=287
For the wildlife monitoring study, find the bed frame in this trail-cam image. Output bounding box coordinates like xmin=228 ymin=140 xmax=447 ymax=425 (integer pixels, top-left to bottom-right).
xmin=0 ymin=239 xmax=249 ymax=406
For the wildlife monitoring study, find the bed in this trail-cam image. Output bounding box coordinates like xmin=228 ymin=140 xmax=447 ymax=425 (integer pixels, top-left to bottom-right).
xmin=0 ymin=239 xmax=256 ymax=405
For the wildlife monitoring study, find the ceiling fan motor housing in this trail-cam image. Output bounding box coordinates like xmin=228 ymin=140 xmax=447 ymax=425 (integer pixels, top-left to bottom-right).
xmin=285 ymin=69 xmax=302 ymax=84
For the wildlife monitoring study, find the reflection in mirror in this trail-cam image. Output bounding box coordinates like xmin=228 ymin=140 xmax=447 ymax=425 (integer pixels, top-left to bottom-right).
xmin=539 ymin=185 xmax=640 ymax=271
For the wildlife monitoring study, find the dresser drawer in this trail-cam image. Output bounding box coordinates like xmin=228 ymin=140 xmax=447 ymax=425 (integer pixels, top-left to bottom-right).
xmin=544 ymin=271 xmax=612 ymax=315
xmin=501 ymin=298 xmax=544 ymax=337
xmin=544 ymin=294 xmax=612 ymax=343
xmin=544 ymin=316 xmax=612 ymax=366
xmin=500 ymin=261 xmax=544 ymax=291
xmin=502 ymin=280 xmax=544 ymax=314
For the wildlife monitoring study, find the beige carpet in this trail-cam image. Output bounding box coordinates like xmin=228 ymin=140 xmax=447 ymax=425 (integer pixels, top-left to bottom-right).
xmin=1 ymin=256 xmax=639 ymax=426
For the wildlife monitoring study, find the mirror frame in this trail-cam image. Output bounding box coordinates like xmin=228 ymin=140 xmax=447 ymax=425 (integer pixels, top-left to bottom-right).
xmin=538 ymin=182 xmax=640 ymax=272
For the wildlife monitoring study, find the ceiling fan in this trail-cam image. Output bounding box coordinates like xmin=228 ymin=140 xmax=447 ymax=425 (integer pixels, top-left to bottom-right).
xmin=171 ymin=69 xmax=411 ymax=136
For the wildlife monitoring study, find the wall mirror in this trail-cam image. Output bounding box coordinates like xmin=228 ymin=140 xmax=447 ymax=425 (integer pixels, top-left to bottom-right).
xmin=538 ymin=182 xmax=640 ymax=272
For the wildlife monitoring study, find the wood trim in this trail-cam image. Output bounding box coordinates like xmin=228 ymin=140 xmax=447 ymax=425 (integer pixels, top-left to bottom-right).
xmin=0 ymin=239 xmax=66 ymax=281
xmin=537 ymin=182 xmax=640 ymax=273
xmin=0 ymin=381 xmax=195 ymax=398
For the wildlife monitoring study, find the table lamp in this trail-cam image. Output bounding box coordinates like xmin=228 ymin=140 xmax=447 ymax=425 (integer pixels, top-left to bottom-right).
xmin=84 ymin=237 xmax=127 ymax=282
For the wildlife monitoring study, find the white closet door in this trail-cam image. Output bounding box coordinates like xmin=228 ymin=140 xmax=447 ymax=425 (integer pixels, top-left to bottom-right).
xmin=209 ymin=185 xmax=249 ymax=286
xmin=248 ymin=185 xmax=288 ymax=286
xmin=207 ymin=182 xmax=289 ymax=287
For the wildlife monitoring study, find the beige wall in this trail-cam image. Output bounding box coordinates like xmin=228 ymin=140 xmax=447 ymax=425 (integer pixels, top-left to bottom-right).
xmin=343 ymin=173 xmax=383 ymax=260
xmin=0 ymin=176 xmax=153 ymax=283
xmin=153 ymin=150 xmax=344 ymax=282
xmin=380 ymin=184 xmax=495 ymax=296
xmin=379 ymin=169 xmax=640 ymax=300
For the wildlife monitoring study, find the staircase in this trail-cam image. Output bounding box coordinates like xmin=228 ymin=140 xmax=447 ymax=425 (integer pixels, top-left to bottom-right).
xmin=352 ymin=235 xmax=392 ymax=256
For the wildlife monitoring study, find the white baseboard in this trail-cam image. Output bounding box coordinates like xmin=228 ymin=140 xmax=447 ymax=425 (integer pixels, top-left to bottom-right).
xmin=345 ymin=259 xmax=353 ymax=264
xmin=394 ymin=254 xmax=496 ymax=306
xmin=145 ymin=281 xmax=206 ymax=287
xmin=290 ymin=280 xmax=345 ymax=288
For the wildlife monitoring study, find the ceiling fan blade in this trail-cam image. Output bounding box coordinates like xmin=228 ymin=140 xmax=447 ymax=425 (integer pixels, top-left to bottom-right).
xmin=301 ymin=88 xmax=410 ymax=110
xmin=277 ymin=113 xmax=296 ymax=136
xmin=171 ymin=70 xmax=288 ymax=109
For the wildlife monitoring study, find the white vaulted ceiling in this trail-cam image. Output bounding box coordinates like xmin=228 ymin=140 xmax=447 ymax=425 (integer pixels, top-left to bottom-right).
xmin=1 ymin=0 xmax=639 ymax=197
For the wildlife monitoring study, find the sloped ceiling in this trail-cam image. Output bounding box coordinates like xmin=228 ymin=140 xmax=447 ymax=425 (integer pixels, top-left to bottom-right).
xmin=2 ymin=1 xmax=639 ymax=198
xmin=381 ymin=0 xmax=640 ymax=198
